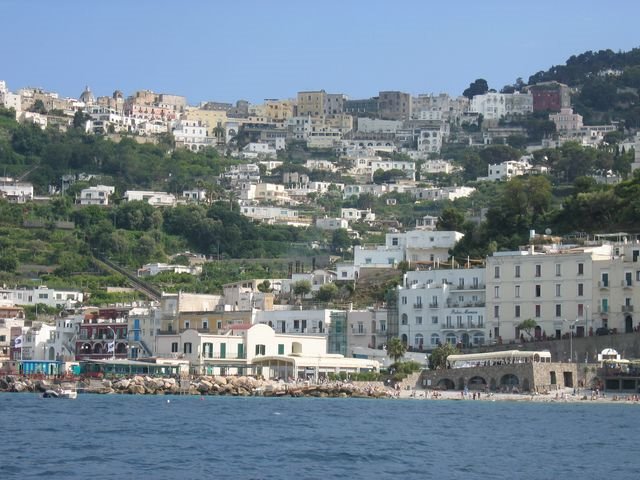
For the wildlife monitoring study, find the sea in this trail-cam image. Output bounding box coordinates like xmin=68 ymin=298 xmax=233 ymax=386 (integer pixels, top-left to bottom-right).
xmin=2 ymin=393 xmax=638 ymax=480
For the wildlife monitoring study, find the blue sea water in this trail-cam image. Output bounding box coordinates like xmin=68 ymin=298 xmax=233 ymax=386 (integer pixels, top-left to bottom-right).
xmin=2 ymin=393 xmax=638 ymax=480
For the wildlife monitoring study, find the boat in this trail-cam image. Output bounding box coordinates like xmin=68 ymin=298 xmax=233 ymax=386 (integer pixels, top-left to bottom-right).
xmin=42 ymin=384 xmax=78 ymax=399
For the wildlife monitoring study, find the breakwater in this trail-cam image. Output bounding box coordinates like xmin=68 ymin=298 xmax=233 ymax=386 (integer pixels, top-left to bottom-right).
xmin=0 ymin=375 xmax=391 ymax=398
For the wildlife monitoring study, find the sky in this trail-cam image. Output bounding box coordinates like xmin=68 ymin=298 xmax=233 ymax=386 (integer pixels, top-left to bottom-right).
xmin=1 ymin=0 xmax=639 ymax=105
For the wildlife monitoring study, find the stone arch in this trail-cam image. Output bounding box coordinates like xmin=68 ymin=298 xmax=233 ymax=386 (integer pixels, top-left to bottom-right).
xmin=94 ymin=343 xmax=104 ymax=354
xmin=468 ymin=376 xmax=487 ymax=390
xmin=437 ymin=378 xmax=454 ymax=390
xmin=500 ymin=374 xmax=519 ymax=387
xmin=522 ymin=378 xmax=531 ymax=392
xmin=115 ymin=342 xmax=127 ymax=355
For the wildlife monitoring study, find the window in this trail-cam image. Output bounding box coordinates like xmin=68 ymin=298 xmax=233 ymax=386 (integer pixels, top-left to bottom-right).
xmin=535 ymin=285 xmax=541 ymax=297
xmin=494 ymin=266 xmax=500 ymax=279
xmin=578 ymin=304 xmax=584 ymax=316
xmin=555 ymin=264 xmax=561 ymax=276
xmin=456 ymin=315 xmax=463 ymax=328
xmin=494 ymin=286 xmax=500 ymax=298
xmin=601 ymin=273 xmax=609 ymax=287
xmin=183 ymin=342 xmax=192 ymax=354
xmin=255 ymin=344 xmax=266 ymax=355
xmin=555 ymin=304 xmax=562 ymax=317
xmin=578 ymin=263 xmax=584 ymax=275
xmin=278 ymin=344 xmax=285 ymax=355
xmin=184 ymin=321 xmax=190 ymax=329
xmin=578 ymin=283 xmax=584 ymax=296
xmin=535 ymin=264 xmax=541 ymax=277
xmin=555 ymin=284 xmax=561 ymax=297
xmin=401 ymin=314 xmax=408 ymax=325
xmin=535 ymin=305 xmax=541 ymax=318
xmin=494 ymin=306 xmax=500 ymax=318
xmin=446 ymin=315 xmax=452 ymax=328
xmin=601 ymin=299 xmax=608 ymax=313
xmin=515 ymin=265 xmax=521 ymax=278
xmin=392 ymin=237 xmax=399 ymax=246
xmin=431 ymin=334 xmax=440 ymax=346
xmin=401 ymin=296 xmax=407 ymax=305
xmin=515 ymin=285 xmax=520 ymax=298
xmin=431 ymin=316 xmax=438 ymax=324
xmin=202 ymin=320 xmax=208 ymax=330
xmin=171 ymin=342 xmax=178 ymax=353
xmin=625 ymin=272 xmax=632 ymax=286
xmin=415 ymin=316 xmax=422 ymax=325
xmin=515 ymin=305 xmax=521 ymax=318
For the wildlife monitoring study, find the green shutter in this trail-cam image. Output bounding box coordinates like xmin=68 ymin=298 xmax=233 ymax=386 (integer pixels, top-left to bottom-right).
xmin=238 ymin=344 xmax=244 ymax=358
xmin=220 ymin=343 xmax=226 ymax=359
xmin=278 ymin=344 xmax=285 ymax=355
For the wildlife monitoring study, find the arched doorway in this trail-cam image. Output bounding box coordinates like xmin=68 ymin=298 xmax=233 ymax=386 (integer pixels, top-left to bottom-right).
xmin=522 ymin=378 xmax=530 ymax=392
xmin=461 ymin=333 xmax=470 ymax=348
xmin=437 ymin=378 xmax=454 ymax=390
xmin=48 ymin=346 xmax=56 ymax=361
xmin=401 ymin=334 xmax=408 ymax=345
xmin=625 ymin=316 xmax=633 ymax=333
xmin=468 ymin=376 xmax=487 ymax=390
xmin=534 ymin=325 xmax=542 ymax=339
xmin=500 ymin=374 xmax=519 ymax=391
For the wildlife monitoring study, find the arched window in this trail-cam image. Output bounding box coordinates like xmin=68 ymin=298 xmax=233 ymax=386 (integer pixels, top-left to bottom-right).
xmin=401 ymin=313 xmax=408 ymax=325
xmin=431 ymin=333 xmax=440 ymax=346
xmin=414 ymin=334 xmax=424 ymax=349
xmin=446 ymin=333 xmax=457 ymax=345
xmin=473 ymin=332 xmax=485 ymax=346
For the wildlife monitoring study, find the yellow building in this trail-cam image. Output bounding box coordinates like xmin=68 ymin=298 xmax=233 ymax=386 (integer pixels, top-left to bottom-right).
xmin=265 ymin=99 xmax=295 ymax=122
xmin=184 ymin=107 xmax=228 ymax=136
xmin=297 ymin=90 xmax=327 ymax=117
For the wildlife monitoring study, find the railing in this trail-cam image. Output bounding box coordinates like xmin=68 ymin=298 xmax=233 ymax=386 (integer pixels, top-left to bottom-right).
xmin=598 ymin=281 xmax=609 ymax=288
xmin=429 ymin=303 xmax=439 ymax=308
xmin=622 ymin=305 xmax=634 ymax=313
xmin=413 ymin=303 xmax=423 ymax=309
xmin=350 ymin=328 xmax=367 ymax=335
xmin=202 ymin=353 xmax=247 ymax=360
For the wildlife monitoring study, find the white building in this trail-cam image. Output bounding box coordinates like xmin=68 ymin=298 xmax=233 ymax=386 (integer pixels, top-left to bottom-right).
xmin=549 ymin=108 xmax=584 ymax=132
xmin=0 ymin=285 xmax=83 ymax=309
xmin=340 ymin=208 xmax=376 ymax=223
xmin=239 ymin=205 xmax=308 ymax=226
xmin=0 ymin=181 xmax=33 ymax=203
xmin=77 ymin=185 xmax=115 ymax=206
xmin=398 ymin=268 xmax=487 ymax=350
xmin=316 ymin=217 xmax=349 ymax=230
xmin=137 ymin=263 xmax=202 ymax=277
xmin=173 ymin=119 xmax=211 ymax=151
xmin=485 ymin=244 xmax=612 ymax=344
xmin=481 ymin=158 xmax=547 ymax=182
xmin=411 ymin=186 xmax=475 ymax=202
xmin=123 ymin=190 xmax=177 ymax=207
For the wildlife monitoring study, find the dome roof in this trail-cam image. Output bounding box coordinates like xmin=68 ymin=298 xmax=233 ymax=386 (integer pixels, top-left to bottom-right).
xmin=79 ymin=85 xmax=95 ymax=104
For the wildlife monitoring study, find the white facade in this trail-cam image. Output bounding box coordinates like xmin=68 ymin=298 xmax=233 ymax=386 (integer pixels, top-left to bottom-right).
xmin=0 ymin=182 xmax=33 ymax=202
xmin=137 ymin=263 xmax=202 ymax=277
xmin=387 ymin=230 xmax=464 ymax=266
xmin=343 ymin=183 xmax=388 ymax=199
xmin=340 ymin=208 xmax=376 ymax=223
xmin=173 ymin=119 xmax=211 ymax=151
xmin=123 ymin=190 xmax=177 ymax=207
xmin=0 ymin=286 xmax=83 ymax=308
xmin=485 ymin=245 xmax=612 ymax=344
xmin=240 ymin=205 xmax=308 ymax=226
xmin=549 ymin=108 xmax=584 ymax=132
xmin=316 ymin=217 xmax=349 ymax=230
xmin=398 ymin=268 xmax=487 ymax=350
xmin=411 ymin=186 xmax=475 ymax=201
xmin=78 ymin=185 xmax=115 ymax=206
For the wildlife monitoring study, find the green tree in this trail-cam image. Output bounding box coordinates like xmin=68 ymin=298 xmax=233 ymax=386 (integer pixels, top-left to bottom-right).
xmin=428 ymin=343 xmax=459 ymax=370
xmin=517 ymin=318 xmax=537 ymax=339
xmin=292 ymin=280 xmax=312 ymax=300
xmin=463 ymin=78 xmax=489 ymax=99
xmin=314 ymin=283 xmax=339 ymax=302
xmin=386 ymin=337 xmax=406 ymax=363
xmin=331 ymin=228 xmax=351 ymax=253
xmin=257 ymin=280 xmax=272 ymax=293
xmin=437 ymin=207 xmax=466 ymax=232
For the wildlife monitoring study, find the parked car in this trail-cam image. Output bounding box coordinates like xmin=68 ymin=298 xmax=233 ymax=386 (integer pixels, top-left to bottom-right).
xmin=595 ymin=327 xmax=611 ymax=336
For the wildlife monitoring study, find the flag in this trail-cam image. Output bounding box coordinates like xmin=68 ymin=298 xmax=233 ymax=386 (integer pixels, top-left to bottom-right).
xmin=14 ymin=336 xmax=23 ymax=348
xmin=107 ymin=341 xmax=115 ymax=353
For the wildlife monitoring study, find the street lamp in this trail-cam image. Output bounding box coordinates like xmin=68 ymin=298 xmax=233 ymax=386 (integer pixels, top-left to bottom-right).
xmin=563 ymin=318 xmax=579 ymax=362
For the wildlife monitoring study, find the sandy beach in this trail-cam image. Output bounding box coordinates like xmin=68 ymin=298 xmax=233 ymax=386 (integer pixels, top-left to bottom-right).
xmin=391 ymin=387 xmax=640 ymax=404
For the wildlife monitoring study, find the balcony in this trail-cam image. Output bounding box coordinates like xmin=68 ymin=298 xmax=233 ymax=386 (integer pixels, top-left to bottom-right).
xmin=351 ymin=329 xmax=367 ymax=336
xmin=429 ymin=303 xmax=439 ymax=308
xmin=413 ymin=303 xmax=423 ymax=309
xmin=598 ymin=281 xmax=609 ymax=289
xmin=622 ymin=281 xmax=633 ymax=289
xmin=202 ymin=353 xmax=247 ymax=360
xmin=622 ymin=305 xmax=634 ymax=313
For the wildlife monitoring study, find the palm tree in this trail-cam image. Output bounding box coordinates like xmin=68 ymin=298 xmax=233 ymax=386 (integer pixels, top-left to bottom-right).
xmin=386 ymin=337 xmax=406 ymax=364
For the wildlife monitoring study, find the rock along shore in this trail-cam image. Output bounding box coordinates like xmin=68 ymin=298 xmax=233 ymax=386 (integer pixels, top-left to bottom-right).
xmin=0 ymin=375 xmax=392 ymax=399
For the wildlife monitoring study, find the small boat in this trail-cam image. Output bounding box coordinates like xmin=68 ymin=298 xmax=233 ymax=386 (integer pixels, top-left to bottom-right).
xmin=43 ymin=385 xmax=78 ymax=399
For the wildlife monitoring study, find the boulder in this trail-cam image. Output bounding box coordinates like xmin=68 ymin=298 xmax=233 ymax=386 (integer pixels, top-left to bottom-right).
xmin=128 ymin=384 xmax=146 ymax=395
xmin=213 ymin=376 xmax=227 ymax=386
